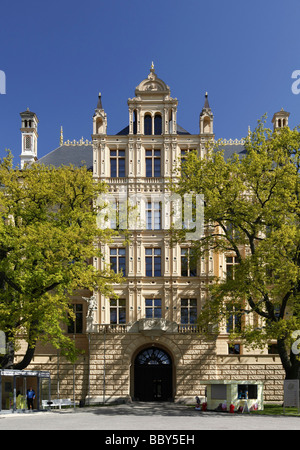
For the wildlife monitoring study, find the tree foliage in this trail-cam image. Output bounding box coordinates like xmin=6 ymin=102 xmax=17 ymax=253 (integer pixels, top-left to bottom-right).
xmin=172 ymin=117 xmax=300 ymax=379
xmin=0 ymin=153 xmax=121 ymax=368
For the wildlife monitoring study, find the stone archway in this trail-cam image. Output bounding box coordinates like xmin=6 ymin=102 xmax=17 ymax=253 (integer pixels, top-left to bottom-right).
xmin=133 ymin=346 xmax=173 ymax=401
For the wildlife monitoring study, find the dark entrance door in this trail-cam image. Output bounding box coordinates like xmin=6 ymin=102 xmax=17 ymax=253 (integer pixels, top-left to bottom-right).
xmin=134 ymin=347 xmax=173 ymax=401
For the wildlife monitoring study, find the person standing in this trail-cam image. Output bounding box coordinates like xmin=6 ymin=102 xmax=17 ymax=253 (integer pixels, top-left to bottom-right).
xmin=26 ymin=387 xmax=35 ymax=410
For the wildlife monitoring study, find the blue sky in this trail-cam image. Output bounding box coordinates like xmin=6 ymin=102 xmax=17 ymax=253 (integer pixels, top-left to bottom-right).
xmin=0 ymin=0 xmax=300 ymax=163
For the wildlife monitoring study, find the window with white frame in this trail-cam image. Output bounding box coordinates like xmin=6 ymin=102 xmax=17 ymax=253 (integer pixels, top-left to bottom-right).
xmin=145 ymin=298 xmax=162 ymax=319
xmin=145 ymin=248 xmax=161 ymax=277
xmin=146 ymin=149 xmax=161 ymax=177
xmin=181 ymin=248 xmax=197 ymax=276
xmin=146 ymin=201 xmax=161 ymax=230
xmin=110 ymin=248 xmax=126 ymax=275
xmin=180 ymin=298 xmax=197 ymax=324
xmin=110 ymin=298 xmax=126 ymax=324
xmin=110 ymin=149 xmax=125 ymax=177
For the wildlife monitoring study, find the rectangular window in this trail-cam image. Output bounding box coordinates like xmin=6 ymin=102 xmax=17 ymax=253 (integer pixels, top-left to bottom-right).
xmin=228 ymin=343 xmax=241 ymax=354
xmin=238 ymin=384 xmax=258 ymax=399
xmin=68 ymin=304 xmax=83 ymax=334
xmin=145 ymin=298 xmax=162 ymax=319
xmin=181 ymin=248 xmax=197 ymax=276
xmin=226 ymin=305 xmax=242 ymax=333
xmin=146 ymin=149 xmax=161 ymax=177
xmin=145 ymin=248 xmax=161 ymax=277
xmin=226 ymin=256 xmax=238 ymax=281
xmin=110 ymin=298 xmax=126 ymax=324
xmin=180 ymin=298 xmax=197 ymax=324
xmin=146 ymin=202 xmax=161 ymax=230
xmin=110 ymin=149 xmax=126 ymax=177
xmin=24 ymin=135 xmax=31 ymax=150
xmin=110 ymin=248 xmax=126 ymax=275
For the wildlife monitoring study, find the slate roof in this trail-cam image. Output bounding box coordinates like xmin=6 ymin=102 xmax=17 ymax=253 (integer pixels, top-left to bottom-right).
xmin=36 ymin=144 xmax=93 ymax=170
xmin=216 ymin=144 xmax=247 ymax=161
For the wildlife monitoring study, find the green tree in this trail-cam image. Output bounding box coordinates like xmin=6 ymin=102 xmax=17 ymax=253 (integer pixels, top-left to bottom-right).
xmin=0 ymin=153 xmax=121 ymax=369
xmin=172 ymin=117 xmax=300 ymax=379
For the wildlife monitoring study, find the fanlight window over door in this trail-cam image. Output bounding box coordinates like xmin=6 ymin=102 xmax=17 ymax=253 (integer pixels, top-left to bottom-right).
xmin=136 ymin=347 xmax=171 ymax=365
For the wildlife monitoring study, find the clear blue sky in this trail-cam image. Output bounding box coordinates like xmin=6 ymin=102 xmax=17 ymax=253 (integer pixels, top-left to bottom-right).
xmin=0 ymin=0 xmax=300 ymax=163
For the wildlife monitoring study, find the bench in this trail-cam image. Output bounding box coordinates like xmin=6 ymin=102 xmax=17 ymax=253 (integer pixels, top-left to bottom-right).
xmin=42 ymin=398 xmax=75 ymax=409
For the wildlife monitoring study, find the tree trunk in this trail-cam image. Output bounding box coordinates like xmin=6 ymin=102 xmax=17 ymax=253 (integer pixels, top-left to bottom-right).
xmin=277 ymin=337 xmax=300 ymax=380
xmin=0 ymin=333 xmax=35 ymax=370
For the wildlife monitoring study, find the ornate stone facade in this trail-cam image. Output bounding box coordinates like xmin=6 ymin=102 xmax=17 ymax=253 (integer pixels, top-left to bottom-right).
xmin=17 ymin=65 xmax=285 ymax=405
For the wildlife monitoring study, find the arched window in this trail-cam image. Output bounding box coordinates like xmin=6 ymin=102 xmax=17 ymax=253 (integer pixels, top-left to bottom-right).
xmin=154 ymin=114 xmax=162 ymax=135
xmin=135 ymin=347 xmax=171 ymax=365
xmin=203 ymin=117 xmax=211 ymax=133
xmin=144 ymin=114 xmax=152 ymax=135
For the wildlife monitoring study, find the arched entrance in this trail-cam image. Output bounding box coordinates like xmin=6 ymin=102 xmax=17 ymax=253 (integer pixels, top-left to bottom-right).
xmin=133 ymin=347 xmax=173 ymax=401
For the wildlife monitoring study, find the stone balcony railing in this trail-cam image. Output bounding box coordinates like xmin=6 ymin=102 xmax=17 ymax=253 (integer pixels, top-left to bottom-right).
xmin=93 ymin=320 xmax=200 ymax=335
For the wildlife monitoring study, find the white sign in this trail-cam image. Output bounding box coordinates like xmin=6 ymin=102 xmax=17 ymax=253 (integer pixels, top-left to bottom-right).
xmin=284 ymin=380 xmax=299 ymax=408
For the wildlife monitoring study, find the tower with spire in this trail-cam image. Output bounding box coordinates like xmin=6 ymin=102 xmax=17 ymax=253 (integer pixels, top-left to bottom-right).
xmin=199 ymin=92 xmax=214 ymax=135
xmin=93 ymin=92 xmax=107 ymax=135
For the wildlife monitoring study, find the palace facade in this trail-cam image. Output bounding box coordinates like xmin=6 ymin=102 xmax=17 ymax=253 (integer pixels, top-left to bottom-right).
xmin=17 ymin=65 xmax=287 ymax=405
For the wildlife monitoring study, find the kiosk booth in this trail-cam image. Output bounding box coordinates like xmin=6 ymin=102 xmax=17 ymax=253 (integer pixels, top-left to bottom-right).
xmin=200 ymin=379 xmax=264 ymax=412
xmin=0 ymin=369 xmax=51 ymax=412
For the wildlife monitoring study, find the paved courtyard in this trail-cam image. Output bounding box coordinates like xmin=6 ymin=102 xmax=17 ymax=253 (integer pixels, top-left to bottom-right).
xmin=0 ymin=402 xmax=300 ymax=431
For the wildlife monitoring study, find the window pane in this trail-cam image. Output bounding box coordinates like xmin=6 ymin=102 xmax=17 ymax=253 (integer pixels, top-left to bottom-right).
xmin=146 ymin=158 xmax=152 ymax=177
xmin=144 ymin=115 xmax=152 ymax=135
xmin=110 ymin=159 xmax=117 ymax=177
xmin=110 ymin=299 xmax=117 ymax=307
xmin=154 ymin=248 xmax=161 ymax=255
xmin=154 ymin=308 xmax=162 ymax=318
xmin=110 ymin=256 xmax=117 ymax=273
xmin=75 ymin=313 xmax=83 ymax=334
xmin=110 ymin=309 xmax=117 ymax=324
xmin=145 ymin=248 xmax=152 ymax=255
xmin=181 ymin=256 xmax=188 ymax=276
xmin=146 ymin=308 xmax=153 ymax=318
xmin=190 ymin=308 xmax=197 ymax=324
xmin=154 ymin=115 xmax=162 ymax=135
xmin=119 ymin=158 xmax=126 ymax=177
xmin=146 ymin=257 xmax=152 ymax=276
xmin=119 ymin=257 xmax=126 ymax=274
xmin=154 ymin=258 xmax=161 ymax=276
xmin=147 ymin=210 xmax=152 ymax=229
xmin=154 ymin=158 xmax=161 ymax=177
xmin=145 ymin=299 xmax=153 ymax=307
xmin=119 ymin=308 xmax=126 ymax=324
xmin=181 ymin=308 xmax=188 ymax=324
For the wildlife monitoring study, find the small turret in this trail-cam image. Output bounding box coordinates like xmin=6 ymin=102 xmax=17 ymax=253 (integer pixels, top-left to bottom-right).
xmin=20 ymin=108 xmax=39 ymax=168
